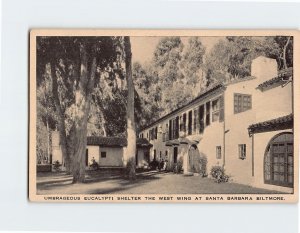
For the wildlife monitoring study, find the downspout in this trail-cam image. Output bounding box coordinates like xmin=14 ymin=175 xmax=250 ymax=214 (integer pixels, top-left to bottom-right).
xmin=223 ymin=93 xmax=226 ymax=167
xmin=252 ymin=134 xmax=254 ymax=176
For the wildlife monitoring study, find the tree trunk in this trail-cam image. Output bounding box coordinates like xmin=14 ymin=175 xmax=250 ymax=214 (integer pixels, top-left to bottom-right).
xmin=50 ymin=63 xmax=72 ymax=173
xmin=46 ymin=119 xmax=50 ymax=164
xmin=124 ymin=36 xmax=136 ymax=172
xmin=71 ymin=45 xmax=97 ymax=183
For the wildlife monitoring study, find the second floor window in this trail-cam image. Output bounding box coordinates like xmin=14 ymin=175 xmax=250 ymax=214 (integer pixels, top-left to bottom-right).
xmin=193 ymin=108 xmax=198 ymax=133
xmin=206 ymin=101 xmax=210 ymax=126
xmin=199 ymin=105 xmax=205 ymax=133
xmin=234 ymin=93 xmax=252 ymax=114
xmin=180 ymin=113 xmax=187 ymax=133
xmin=188 ymin=110 xmax=193 ymax=135
xmin=212 ymin=96 xmax=224 ymax=122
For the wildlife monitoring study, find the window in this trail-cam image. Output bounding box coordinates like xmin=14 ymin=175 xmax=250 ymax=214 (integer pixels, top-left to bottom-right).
xmin=149 ymin=127 xmax=157 ymax=140
xmin=216 ymin=146 xmax=221 ymax=159
xmin=175 ymin=116 xmax=179 ymax=139
xmin=164 ymin=123 xmax=169 ymax=141
xmin=199 ymin=105 xmax=205 ymax=133
xmin=101 ymin=151 xmax=107 ymax=158
xmin=206 ymin=101 xmax=210 ymax=126
xmin=212 ymin=96 xmax=224 ymax=122
xmin=238 ymin=144 xmax=246 ymax=160
xmin=181 ymin=113 xmax=187 ymax=133
xmin=234 ymin=93 xmax=252 ymax=114
xmin=188 ymin=110 xmax=193 ymax=135
xmin=193 ymin=108 xmax=198 ymax=133
xmin=169 ymin=119 xmax=172 ymax=140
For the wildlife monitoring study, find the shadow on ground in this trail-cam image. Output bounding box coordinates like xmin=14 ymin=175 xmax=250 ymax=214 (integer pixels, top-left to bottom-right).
xmin=36 ymin=170 xmax=289 ymax=195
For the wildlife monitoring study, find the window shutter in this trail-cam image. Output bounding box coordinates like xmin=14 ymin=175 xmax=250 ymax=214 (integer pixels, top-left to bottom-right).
xmin=219 ymin=95 xmax=224 ymax=122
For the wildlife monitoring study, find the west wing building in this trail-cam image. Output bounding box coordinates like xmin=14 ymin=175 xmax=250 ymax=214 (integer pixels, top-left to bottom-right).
xmin=139 ymin=56 xmax=294 ymax=193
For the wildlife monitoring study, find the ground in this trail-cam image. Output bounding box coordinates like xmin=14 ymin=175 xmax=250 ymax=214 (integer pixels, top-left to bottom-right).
xmin=36 ymin=170 xmax=287 ymax=195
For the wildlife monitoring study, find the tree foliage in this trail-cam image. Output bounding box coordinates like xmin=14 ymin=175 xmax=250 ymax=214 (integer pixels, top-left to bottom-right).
xmin=37 ymin=36 xmax=123 ymax=182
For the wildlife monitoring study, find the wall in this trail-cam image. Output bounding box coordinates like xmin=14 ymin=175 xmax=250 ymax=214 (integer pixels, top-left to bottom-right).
xmin=86 ymin=145 xmax=100 ymax=166
xmin=191 ymin=121 xmax=224 ymax=175
xmin=98 ymin=147 xmax=124 ymax=167
xmin=254 ymin=83 xmax=292 ymax=122
xmin=224 ymin=79 xmax=257 ymax=184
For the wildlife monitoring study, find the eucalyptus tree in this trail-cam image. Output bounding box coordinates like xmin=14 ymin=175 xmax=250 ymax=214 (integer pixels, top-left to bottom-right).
xmin=37 ymin=36 xmax=123 ymax=182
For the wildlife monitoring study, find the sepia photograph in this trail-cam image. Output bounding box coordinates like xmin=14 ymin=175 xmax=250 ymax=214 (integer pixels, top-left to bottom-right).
xmin=29 ymin=30 xmax=298 ymax=202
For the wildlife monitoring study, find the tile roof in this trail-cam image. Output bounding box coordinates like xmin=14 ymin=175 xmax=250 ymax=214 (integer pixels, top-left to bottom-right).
xmin=140 ymin=82 xmax=225 ymax=131
xmin=87 ymin=136 xmax=152 ymax=148
xmin=87 ymin=136 xmax=127 ymax=147
xmin=257 ymin=67 xmax=293 ymax=91
xmin=248 ymin=114 xmax=293 ymax=136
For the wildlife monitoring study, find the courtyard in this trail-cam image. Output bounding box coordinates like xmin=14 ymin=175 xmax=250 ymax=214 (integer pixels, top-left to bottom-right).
xmin=36 ymin=170 xmax=286 ymax=195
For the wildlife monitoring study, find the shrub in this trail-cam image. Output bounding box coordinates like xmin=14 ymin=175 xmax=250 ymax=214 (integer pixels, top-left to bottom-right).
xmin=52 ymin=160 xmax=61 ymax=172
xmin=210 ymin=165 xmax=229 ymax=183
xmin=191 ymin=154 xmax=208 ymax=177
xmin=125 ymin=157 xmax=136 ymax=180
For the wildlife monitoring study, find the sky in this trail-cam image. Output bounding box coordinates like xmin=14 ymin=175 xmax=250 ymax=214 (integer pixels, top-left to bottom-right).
xmin=131 ymin=36 xmax=223 ymax=65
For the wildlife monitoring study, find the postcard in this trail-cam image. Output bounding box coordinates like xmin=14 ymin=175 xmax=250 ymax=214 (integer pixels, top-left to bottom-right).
xmin=29 ymin=29 xmax=299 ymax=202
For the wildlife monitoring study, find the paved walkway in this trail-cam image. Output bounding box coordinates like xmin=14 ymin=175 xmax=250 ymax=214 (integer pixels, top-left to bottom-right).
xmin=37 ymin=170 xmax=286 ymax=195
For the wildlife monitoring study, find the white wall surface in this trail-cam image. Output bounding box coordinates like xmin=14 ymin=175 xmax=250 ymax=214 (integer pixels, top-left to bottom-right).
xmin=99 ymin=147 xmax=124 ymax=167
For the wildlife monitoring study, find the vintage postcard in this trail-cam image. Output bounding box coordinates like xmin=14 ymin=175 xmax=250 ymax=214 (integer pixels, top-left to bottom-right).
xmin=29 ymin=30 xmax=299 ymax=203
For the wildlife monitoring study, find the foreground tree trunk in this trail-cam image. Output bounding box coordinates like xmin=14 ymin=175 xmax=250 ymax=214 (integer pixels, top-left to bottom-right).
xmin=124 ymin=36 xmax=136 ymax=178
xmin=50 ymin=63 xmax=72 ymax=173
xmin=71 ymin=45 xmax=97 ymax=183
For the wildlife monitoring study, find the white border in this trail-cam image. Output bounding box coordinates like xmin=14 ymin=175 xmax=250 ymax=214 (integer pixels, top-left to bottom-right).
xmin=1 ymin=0 xmax=299 ymax=232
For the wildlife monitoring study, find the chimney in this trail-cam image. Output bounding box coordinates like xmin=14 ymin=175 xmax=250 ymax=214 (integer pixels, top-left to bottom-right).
xmin=251 ymin=56 xmax=278 ymax=83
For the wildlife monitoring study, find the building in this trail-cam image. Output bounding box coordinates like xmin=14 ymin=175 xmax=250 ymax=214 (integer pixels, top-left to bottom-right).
xmin=138 ymin=56 xmax=294 ymax=193
xmin=51 ymin=131 xmax=153 ymax=170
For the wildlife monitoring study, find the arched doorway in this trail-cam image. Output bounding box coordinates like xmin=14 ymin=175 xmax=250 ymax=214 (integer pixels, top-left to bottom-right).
xmin=188 ymin=145 xmax=200 ymax=173
xmin=264 ymin=132 xmax=293 ymax=187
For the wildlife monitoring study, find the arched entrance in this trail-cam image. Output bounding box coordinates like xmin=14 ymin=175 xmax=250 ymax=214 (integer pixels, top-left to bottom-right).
xmin=264 ymin=132 xmax=293 ymax=187
xmin=188 ymin=144 xmax=200 ymax=173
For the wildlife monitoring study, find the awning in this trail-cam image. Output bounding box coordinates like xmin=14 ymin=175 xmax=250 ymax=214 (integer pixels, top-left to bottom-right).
xmin=165 ymin=141 xmax=173 ymax=147
xmin=165 ymin=139 xmax=180 ymax=146
xmin=165 ymin=137 xmax=202 ymax=147
xmin=248 ymin=114 xmax=293 ymax=136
